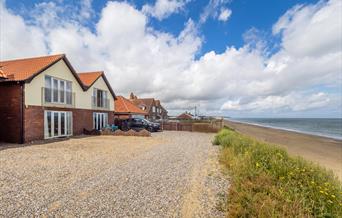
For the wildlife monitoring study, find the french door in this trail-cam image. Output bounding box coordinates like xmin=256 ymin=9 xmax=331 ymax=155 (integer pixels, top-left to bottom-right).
xmin=44 ymin=111 xmax=72 ymax=139
xmin=93 ymin=112 xmax=108 ymax=130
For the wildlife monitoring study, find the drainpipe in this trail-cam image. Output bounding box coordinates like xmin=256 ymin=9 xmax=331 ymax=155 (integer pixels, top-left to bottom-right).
xmin=19 ymin=82 xmax=25 ymax=144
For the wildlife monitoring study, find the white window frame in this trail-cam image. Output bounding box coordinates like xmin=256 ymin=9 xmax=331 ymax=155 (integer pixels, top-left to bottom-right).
xmin=45 ymin=76 xmax=72 ymax=104
xmin=93 ymin=88 xmax=108 ymax=108
xmin=44 ymin=110 xmax=73 ymax=139
xmin=93 ymin=112 xmax=108 ymax=130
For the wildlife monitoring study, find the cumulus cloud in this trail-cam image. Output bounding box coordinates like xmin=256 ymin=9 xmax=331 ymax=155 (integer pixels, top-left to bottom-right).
xmin=142 ymin=0 xmax=189 ymax=20
xmin=273 ymin=0 xmax=342 ymax=57
xmin=218 ymin=8 xmax=231 ymax=21
xmin=221 ymin=92 xmax=331 ymax=111
xmin=0 ymin=0 xmax=341 ymax=116
xmin=0 ymin=1 xmax=48 ymax=59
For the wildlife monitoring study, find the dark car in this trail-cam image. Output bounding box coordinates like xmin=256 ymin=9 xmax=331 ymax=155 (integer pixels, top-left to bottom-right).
xmin=121 ymin=118 xmax=160 ymax=132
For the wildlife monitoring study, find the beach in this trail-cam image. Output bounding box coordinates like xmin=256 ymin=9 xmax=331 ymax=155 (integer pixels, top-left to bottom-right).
xmin=224 ymin=120 xmax=342 ymax=180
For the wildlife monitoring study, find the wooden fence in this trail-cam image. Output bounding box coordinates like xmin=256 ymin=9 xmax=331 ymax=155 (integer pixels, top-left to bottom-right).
xmin=161 ymin=119 xmax=223 ymax=133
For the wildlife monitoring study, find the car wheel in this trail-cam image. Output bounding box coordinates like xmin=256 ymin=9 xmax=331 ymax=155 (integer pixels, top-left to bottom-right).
xmin=148 ymin=127 xmax=154 ymax=132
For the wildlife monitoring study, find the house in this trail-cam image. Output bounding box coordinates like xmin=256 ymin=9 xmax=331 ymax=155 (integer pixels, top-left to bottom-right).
xmin=114 ymin=96 xmax=147 ymax=120
xmin=177 ymin=112 xmax=194 ymax=120
xmin=129 ymin=92 xmax=168 ymax=121
xmin=0 ymin=54 xmax=116 ymax=143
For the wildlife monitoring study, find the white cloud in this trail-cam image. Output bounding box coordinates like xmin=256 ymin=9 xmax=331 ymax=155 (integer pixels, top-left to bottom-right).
xmin=142 ymin=0 xmax=189 ymax=20
xmin=199 ymin=0 xmax=230 ymax=23
xmin=221 ymin=92 xmax=331 ymax=111
xmin=80 ymin=0 xmax=94 ymax=20
xmin=0 ymin=1 xmax=48 ymax=59
xmin=218 ymin=8 xmax=231 ymax=21
xmin=273 ymin=0 xmax=342 ymax=57
xmin=0 ymin=0 xmax=341 ymax=116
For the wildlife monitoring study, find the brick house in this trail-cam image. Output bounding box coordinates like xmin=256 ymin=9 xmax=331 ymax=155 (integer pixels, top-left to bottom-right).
xmin=0 ymin=54 xmax=116 ymax=143
xmin=177 ymin=112 xmax=194 ymax=120
xmin=129 ymin=93 xmax=168 ymax=121
xmin=114 ymin=96 xmax=147 ymax=119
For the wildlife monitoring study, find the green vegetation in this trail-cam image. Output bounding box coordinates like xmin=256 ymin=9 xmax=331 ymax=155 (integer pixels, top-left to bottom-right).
xmin=214 ymin=128 xmax=342 ymax=217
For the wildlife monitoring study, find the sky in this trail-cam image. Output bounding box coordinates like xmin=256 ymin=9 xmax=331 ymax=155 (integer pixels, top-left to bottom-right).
xmin=0 ymin=0 xmax=341 ymax=117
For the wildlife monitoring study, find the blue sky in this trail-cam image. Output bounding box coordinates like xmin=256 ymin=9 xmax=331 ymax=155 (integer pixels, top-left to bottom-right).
xmin=1 ymin=0 xmax=341 ymax=117
xmin=6 ymin=0 xmax=318 ymax=55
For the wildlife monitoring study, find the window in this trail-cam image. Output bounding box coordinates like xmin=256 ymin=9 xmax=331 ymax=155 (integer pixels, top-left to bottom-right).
xmin=44 ymin=111 xmax=72 ymax=139
xmin=93 ymin=112 xmax=108 ymax=130
xmin=93 ymin=88 xmax=108 ymax=108
xmin=66 ymin=81 xmax=72 ymax=104
xmin=45 ymin=76 xmax=72 ymax=104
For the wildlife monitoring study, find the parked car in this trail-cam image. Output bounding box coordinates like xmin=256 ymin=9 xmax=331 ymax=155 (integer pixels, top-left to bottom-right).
xmin=121 ymin=118 xmax=160 ymax=132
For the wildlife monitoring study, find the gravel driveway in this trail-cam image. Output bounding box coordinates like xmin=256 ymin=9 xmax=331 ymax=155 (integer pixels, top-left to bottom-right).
xmin=0 ymin=131 xmax=228 ymax=217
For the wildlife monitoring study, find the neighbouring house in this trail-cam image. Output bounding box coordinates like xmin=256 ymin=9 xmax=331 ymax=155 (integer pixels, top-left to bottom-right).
xmin=0 ymin=54 xmax=116 ymax=143
xmin=129 ymin=92 xmax=168 ymax=121
xmin=177 ymin=112 xmax=194 ymax=120
xmin=114 ymin=96 xmax=147 ymax=120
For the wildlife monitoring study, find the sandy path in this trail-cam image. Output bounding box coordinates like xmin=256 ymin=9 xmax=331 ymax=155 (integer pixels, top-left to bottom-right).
xmin=0 ymin=132 xmax=228 ymax=217
xmin=224 ymin=120 xmax=342 ymax=180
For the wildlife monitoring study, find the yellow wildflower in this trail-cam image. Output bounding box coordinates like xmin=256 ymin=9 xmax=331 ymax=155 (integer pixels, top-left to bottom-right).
xmin=320 ymin=190 xmax=324 ymax=194
xmin=331 ymin=195 xmax=336 ymax=198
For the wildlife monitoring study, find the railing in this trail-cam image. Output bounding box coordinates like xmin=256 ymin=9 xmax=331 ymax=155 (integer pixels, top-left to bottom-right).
xmin=41 ymin=87 xmax=75 ymax=107
xmin=92 ymin=96 xmax=110 ymax=110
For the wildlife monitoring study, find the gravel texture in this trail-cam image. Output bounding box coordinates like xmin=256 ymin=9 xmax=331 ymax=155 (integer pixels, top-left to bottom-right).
xmin=0 ymin=131 xmax=229 ymax=217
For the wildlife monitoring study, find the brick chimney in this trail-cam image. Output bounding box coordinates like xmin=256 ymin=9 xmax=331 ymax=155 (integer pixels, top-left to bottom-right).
xmin=129 ymin=92 xmax=135 ymax=99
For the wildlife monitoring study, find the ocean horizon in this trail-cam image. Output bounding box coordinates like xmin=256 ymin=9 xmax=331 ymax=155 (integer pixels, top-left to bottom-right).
xmin=226 ymin=118 xmax=342 ymax=140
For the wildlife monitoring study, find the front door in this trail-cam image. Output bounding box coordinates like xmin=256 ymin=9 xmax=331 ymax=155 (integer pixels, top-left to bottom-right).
xmin=44 ymin=111 xmax=72 ymax=139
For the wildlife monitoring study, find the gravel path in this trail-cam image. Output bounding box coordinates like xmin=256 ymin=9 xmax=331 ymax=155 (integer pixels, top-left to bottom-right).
xmin=0 ymin=131 xmax=229 ymax=217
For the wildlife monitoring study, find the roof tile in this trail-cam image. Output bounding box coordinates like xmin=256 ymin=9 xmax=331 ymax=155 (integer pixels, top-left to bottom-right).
xmin=115 ymin=96 xmax=147 ymax=115
xmin=78 ymin=71 xmax=103 ymax=87
xmin=0 ymin=54 xmax=64 ymax=81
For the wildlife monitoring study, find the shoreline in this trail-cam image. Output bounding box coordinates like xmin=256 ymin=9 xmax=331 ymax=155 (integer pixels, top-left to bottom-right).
xmin=223 ymin=120 xmax=342 ymax=180
xmin=225 ymin=118 xmax=342 ymax=140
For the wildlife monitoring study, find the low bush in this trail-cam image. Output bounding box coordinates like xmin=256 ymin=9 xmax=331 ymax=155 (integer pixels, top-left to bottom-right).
xmin=215 ymin=128 xmax=342 ymax=217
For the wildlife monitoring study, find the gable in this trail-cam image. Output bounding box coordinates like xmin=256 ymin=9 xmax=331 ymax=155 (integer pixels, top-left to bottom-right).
xmin=24 ymin=59 xmax=85 ymax=107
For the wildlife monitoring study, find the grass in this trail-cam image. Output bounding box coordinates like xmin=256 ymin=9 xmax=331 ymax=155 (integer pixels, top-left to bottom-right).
xmin=214 ymin=128 xmax=342 ymax=217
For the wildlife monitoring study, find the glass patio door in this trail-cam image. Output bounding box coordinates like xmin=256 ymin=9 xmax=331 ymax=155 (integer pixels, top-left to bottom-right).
xmin=93 ymin=112 xmax=108 ymax=130
xmin=45 ymin=111 xmax=72 ymax=139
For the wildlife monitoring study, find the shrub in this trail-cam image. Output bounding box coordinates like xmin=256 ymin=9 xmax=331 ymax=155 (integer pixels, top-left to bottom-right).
xmin=215 ymin=128 xmax=342 ymax=217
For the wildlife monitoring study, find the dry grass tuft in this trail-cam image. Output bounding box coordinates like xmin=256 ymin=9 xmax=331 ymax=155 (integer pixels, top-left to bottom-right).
xmin=214 ymin=128 xmax=342 ymax=217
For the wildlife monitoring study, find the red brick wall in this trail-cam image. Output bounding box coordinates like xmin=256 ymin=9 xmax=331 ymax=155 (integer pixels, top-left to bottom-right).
xmin=24 ymin=106 xmax=44 ymax=142
xmin=24 ymin=105 xmax=114 ymax=143
xmin=0 ymin=83 xmax=23 ymax=143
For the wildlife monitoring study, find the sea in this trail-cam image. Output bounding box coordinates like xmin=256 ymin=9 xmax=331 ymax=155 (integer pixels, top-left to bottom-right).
xmin=226 ymin=118 xmax=342 ymax=140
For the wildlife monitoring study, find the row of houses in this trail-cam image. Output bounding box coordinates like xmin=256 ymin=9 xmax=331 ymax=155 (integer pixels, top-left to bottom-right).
xmin=0 ymin=54 xmax=168 ymax=144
